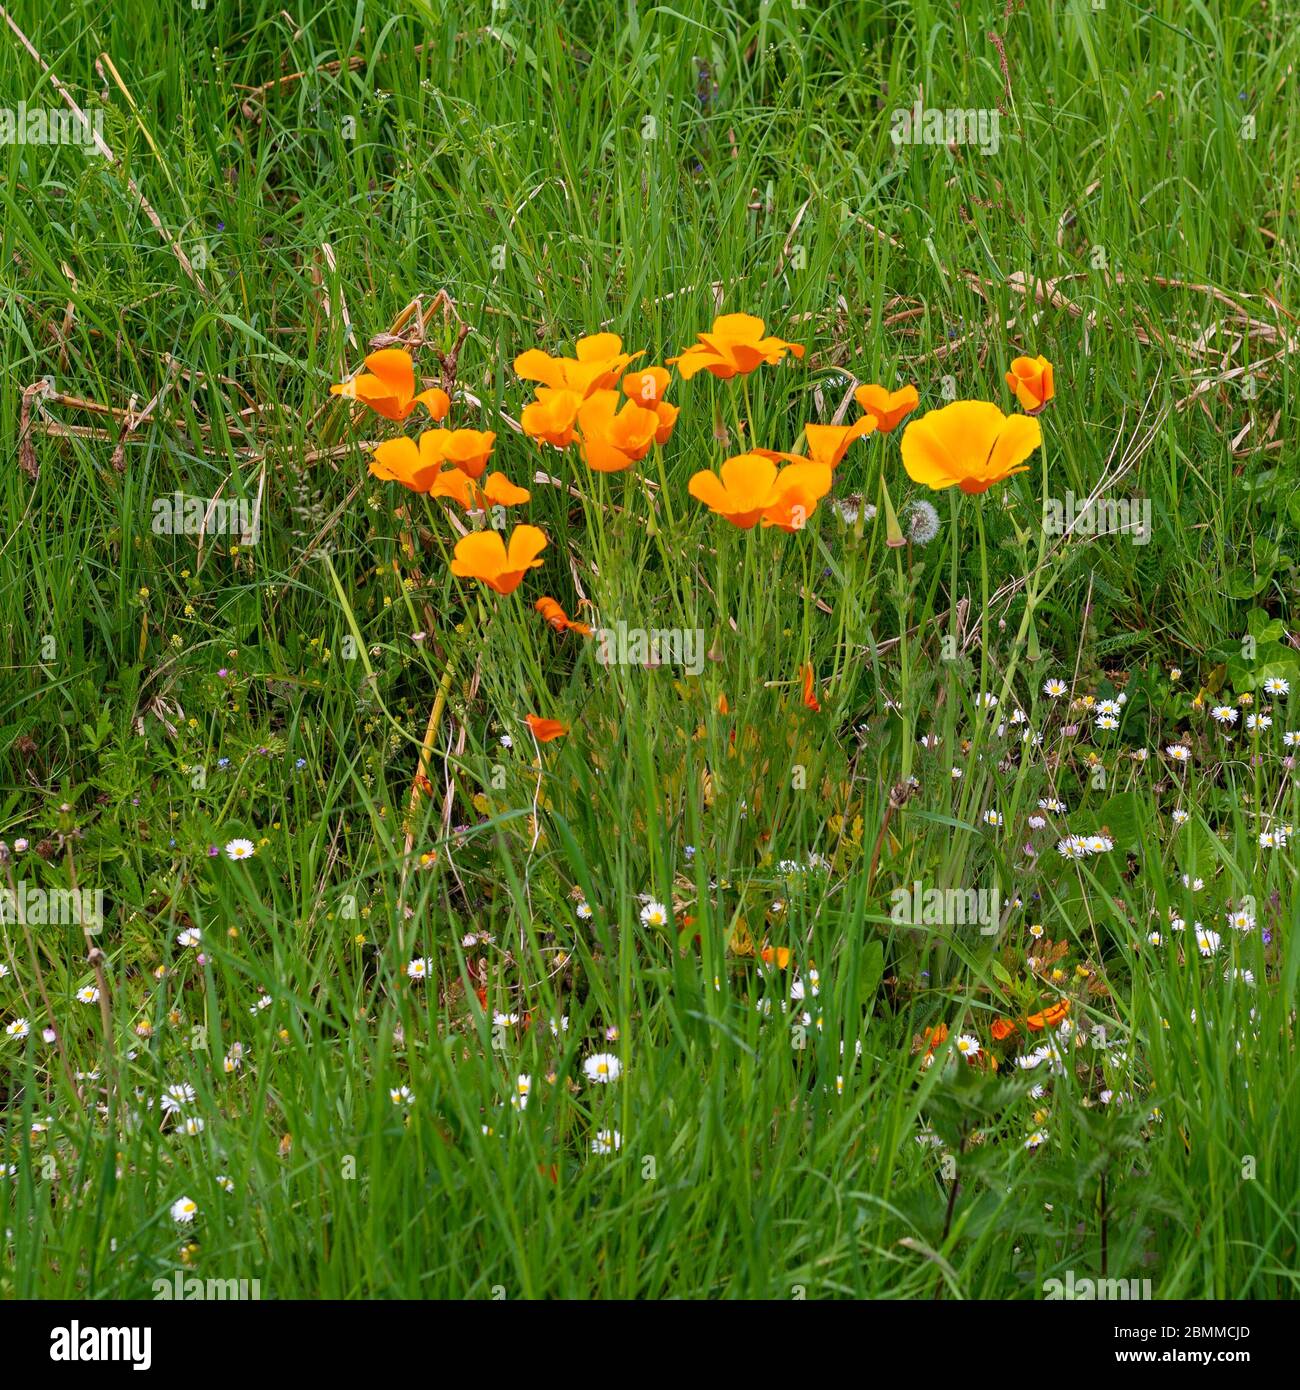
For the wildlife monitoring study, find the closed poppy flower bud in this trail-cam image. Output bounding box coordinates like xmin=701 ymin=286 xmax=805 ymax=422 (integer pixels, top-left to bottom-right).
xmin=1005 ymin=355 xmax=1054 ymax=414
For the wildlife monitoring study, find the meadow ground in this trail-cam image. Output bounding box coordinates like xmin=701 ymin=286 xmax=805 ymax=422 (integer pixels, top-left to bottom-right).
xmin=1 ymin=0 xmax=1299 ymax=1301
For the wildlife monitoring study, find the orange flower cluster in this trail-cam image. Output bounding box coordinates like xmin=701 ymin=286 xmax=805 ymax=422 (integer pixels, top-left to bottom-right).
xmin=518 ymin=335 xmax=678 ymax=472
xmin=337 ymin=318 xmax=1056 ymax=754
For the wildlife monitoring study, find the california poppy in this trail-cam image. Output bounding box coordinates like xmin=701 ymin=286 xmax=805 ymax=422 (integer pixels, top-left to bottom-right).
xmin=755 ymin=422 xmax=873 ymax=472
xmin=900 ymin=400 xmax=1042 ymax=495
xmin=668 ymin=313 xmax=805 ymax=381
xmin=371 ymin=432 xmax=450 ymax=492
xmin=429 ymin=469 xmax=530 ymax=512
xmin=1005 ymin=355 xmax=1055 ymax=414
xmin=535 ymin=596 xmax=592 ymax=637
xmin=331 ymin=349 xmax=450 ymax=422
xmin=432 ymin=428 xmax=497 ymax=480
xmin=801 ymin=662 xmax=821 ymax=713
xmin=802 ymin=419 xmax=876 ymax=468
xmin=688 ymin=453 xmax=831 ymax=530
xmin=1025 ymin=998 xmax=1070 ymax=1032
xmin=762 ymin=462 xmax=834 ymax=532
xmin=525 ymin=714 xmax=568 ymax=742
xmin=576 ymin=390 xmax=660 ymax=472
xmin=922 ymin=1022 xmax=949 ymax=1055
xmin=621 ymin=367 xmax=680 ymax=445
xmin=521 ymin=388 xmax=582 ymax=448
xmin=514 ymin=333 xmax=640 ymax=398
xmin=449 ymin=525 xmax=548 ymax=595
xmin=990 ymin=1017 xmax=1017 ymax=1041
xmin=760 ymin=945 xmax=792 ymax=969
xmin=853 ymin=383 xmax=919 ymax=433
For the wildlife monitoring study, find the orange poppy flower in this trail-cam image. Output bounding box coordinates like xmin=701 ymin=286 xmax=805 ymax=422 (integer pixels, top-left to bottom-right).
xmin=853 ymin=383 xmax=919 ymax=433
xmin=1005 ymin=355 xmax=1055 ymax=414
xmin=434 ymin=428 xmax=496 ymax=480
xmin=990 ymin=1017 xmax=1018 ymax=1041
xmin=922 ymin=1022 xmax=949 ymax=1055
xmin=621 ymin=367 xmax=680 ymax=445
xmin=514 ymin=333 xmax=640 ymax=398
xmin=803 ymin=418 xmax=876 ymax=468
xmin=760 ymin=945 xmax=792 ymax=969
xmin=575 ymin=390 xmax=660 ymax=472
xmin=762 ymin=461 xmax=834 ymax=532
xmin=521 ymin=388 xmax=583 ymax=448
xmin=370 ymin=433 xmax=450 ymax=493
xmin=716 ymin=692 xmax=729 ymax=715
xmin=900 ymin=400 xmax=1042 ymax=495
xmin=534 ymin=596 xmax=592 ymax=637
xmin=428 ymin=469 xmax=530 ymax=512
xmin=525 ymin=714 xmax=568 ymax=742
xmin=688 ymin=453 xmax=831 ymax=530
xmin=331 ymin=349 xmax=450 ymax=422
xmin=449 ymin=525 xmax=548 ymax=595
xmin=1025 ymin=998 xmax=1070 ymax=1032
xmin=801 ymin=662 xmax=821 ymax=713
xmin=668 ymin=313 xmax=805 ymax=381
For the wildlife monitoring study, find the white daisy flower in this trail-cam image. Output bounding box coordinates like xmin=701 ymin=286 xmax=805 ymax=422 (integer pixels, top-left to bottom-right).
xmin=390 ymin=1085 xmax=414 ymax=1106
xmin=406 ymin=957 xmax=428 ymax=982
xmin=955 ymin=1034 xmax=980 ymax=1059
xmin=582 ymin=1052 xmax=621 ymax=1084
xmin=177 ymin=928 xmax=201 ymax=948
xmin=170 ymin=1196 xmax=198 ymax=1224
xmin=76 ymin=985 xmax=100 ymax=1005
xmin=224 ymin=838 xmax=256 ymax=860
xmin=6 ymin=1018 xmax=30 ymax=1040
xmin=1210 ymin=706 xmax=1238 ymax=726
xmin=160 ymin=1083 xmax=196 ymax=1113
xmin=1166 ymin=745 xmax=1191 ymax=762
xmin=640 ymin=900 xmax=668 ymax=928
xmin=1043 ymin=679 xmax=1067 ymax=698
xmin=591 ymin=1129 xmax=622 ymax=1155
xmin=1263 ymin=677 xmax=1289 ymax=696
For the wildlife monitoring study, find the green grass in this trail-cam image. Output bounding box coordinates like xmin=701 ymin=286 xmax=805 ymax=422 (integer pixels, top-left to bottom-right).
xmin=1 ymin=0 xmax=1298 ymax=1298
